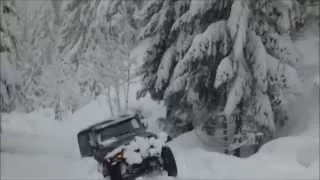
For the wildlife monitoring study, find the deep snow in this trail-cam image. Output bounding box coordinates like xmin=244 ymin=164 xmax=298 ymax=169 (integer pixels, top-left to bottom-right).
xmin=1 ymin=19 xmax=319 ymax=180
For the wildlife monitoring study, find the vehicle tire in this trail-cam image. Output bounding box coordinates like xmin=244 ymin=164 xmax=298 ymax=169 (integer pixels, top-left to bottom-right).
xmin=109 ymin=163 xmax=124 ymax=180
xmin=102 ymin=161 xmax=109 ymax=177
xmin=161 ymin=146 xmax=177 ymax=177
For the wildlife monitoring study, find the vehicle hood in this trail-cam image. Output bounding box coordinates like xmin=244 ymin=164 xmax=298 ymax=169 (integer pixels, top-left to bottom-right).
xmin=95 ymin=131 xmax=156 ymax=157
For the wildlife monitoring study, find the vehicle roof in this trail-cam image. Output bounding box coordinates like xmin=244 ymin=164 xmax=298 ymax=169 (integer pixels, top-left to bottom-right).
xmin=81 ymin=114 xmax=137 ymax=133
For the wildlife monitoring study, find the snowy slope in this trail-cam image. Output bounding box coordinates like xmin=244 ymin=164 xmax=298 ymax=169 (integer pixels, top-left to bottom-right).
xmin=2 ymin=84 xmax=318 ymax=180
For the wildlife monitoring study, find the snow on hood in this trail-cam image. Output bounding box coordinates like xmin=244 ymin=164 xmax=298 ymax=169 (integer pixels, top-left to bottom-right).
xmin=105 ymin=132 xmax=169 ymax=164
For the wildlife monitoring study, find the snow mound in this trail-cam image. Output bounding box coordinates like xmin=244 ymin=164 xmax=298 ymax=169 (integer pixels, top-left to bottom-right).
xmin=259 ymin=135 xmax=319 ymax=168
xmin=1 ymin=108 xmax=60 ymax=136
xmin=166 ymin=129 xmax=318 ymax=179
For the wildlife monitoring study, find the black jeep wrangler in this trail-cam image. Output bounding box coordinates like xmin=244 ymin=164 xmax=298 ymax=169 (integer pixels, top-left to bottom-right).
xmin=77 ymin=113 xmax=177 ymax=180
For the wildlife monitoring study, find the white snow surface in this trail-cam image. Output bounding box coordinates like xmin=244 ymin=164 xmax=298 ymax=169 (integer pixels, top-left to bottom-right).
xmin=1 ymin=20 xmax=319 ymax=180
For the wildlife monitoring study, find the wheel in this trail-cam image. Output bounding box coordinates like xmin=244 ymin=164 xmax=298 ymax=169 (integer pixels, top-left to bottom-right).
xmin=161 ymin=146 xmax=178 ymax=177
xmin=109 ymin=163 xmax=125 ymax=180
xmin=101 ymin=161 xmax=109 ymax=177
xmin=109 ymin=162 xmax=134 ymax=180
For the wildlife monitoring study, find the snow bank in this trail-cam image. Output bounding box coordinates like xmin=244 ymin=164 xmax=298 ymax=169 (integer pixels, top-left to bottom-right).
xmin=1 ymin=108 xmax=102 ymax=179
xmin=1 ymin=108 xmax=60 ymax=136
xmin=1 ymin=152 xmax=101 ymax=180
xmin=165 ymin=128 xmax=318 ymax=179
xmin=259 ymin=135 xmax=319 ymax=166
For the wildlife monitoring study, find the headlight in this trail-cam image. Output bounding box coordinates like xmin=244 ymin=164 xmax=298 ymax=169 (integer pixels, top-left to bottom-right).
xmin=115 ymin=152 xmax=124 ymax=160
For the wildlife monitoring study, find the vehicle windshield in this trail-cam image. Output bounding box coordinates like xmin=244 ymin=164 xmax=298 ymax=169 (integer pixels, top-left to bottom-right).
xmin=98 ymin=118 xmax=143 ymax=141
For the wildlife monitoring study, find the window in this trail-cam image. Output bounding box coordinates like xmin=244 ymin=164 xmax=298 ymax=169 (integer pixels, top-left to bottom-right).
xmin=131 ymin=118 xmax=140 ymax=128
xmin=98 ymin=118 xmax=143 ymax=141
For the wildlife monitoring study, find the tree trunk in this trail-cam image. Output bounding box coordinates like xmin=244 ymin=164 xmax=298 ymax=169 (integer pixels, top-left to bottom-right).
xmin=223 ymin=114 xmax=229 ymax=155
xmin=125 ymin=67 xmax=130 ymax=112
xmin=115 ymin=81 xmax=121 ymax=115
xmin=223 ymin=85 xmax=229 ymax=155
xmin=54 ymin=96 xmax=62 ymax=121
xmin=106 ymin=87 xmax=114 ymax=116
xmin=233 ymin=113 xmax=242 ymax=157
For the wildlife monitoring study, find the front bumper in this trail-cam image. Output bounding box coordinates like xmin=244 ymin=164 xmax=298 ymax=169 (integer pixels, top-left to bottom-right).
xmin=102 ymin=156 xmax=162 ymax=179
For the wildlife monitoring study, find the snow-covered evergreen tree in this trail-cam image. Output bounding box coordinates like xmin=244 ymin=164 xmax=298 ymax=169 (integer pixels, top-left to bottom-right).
xmin=136 ymin=0 xmax=233 ymax=135
xmin=58 ymin=0 xmax=100 ymax=70
xmin=57 ymin=0 xmax=143 ymax=115
xmin=51 ymin=0 xmax=62 ymax=26
xmin=222 ymin=0 xmax=304 ymax=151
xmin=90 ymin=0 xmax=144 ymax=114
xmin=0 ymin=0 xmax=23 ymax=112
xmin=9 ymin=1 xmax=66 ymax=114
xmin=136 ymin=0 xmax=305 ymax=153
xmin=21 ymin=3 xmax=54 ymax=110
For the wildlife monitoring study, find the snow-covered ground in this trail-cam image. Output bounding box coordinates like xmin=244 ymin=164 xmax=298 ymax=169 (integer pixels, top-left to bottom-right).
xmin=1 ymin=106 xmax=318 ymax=179
xmin=1 ymin=21 xmax=319 ymax=180
xmin=0 ymin=83 xmax=166 ymax=180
